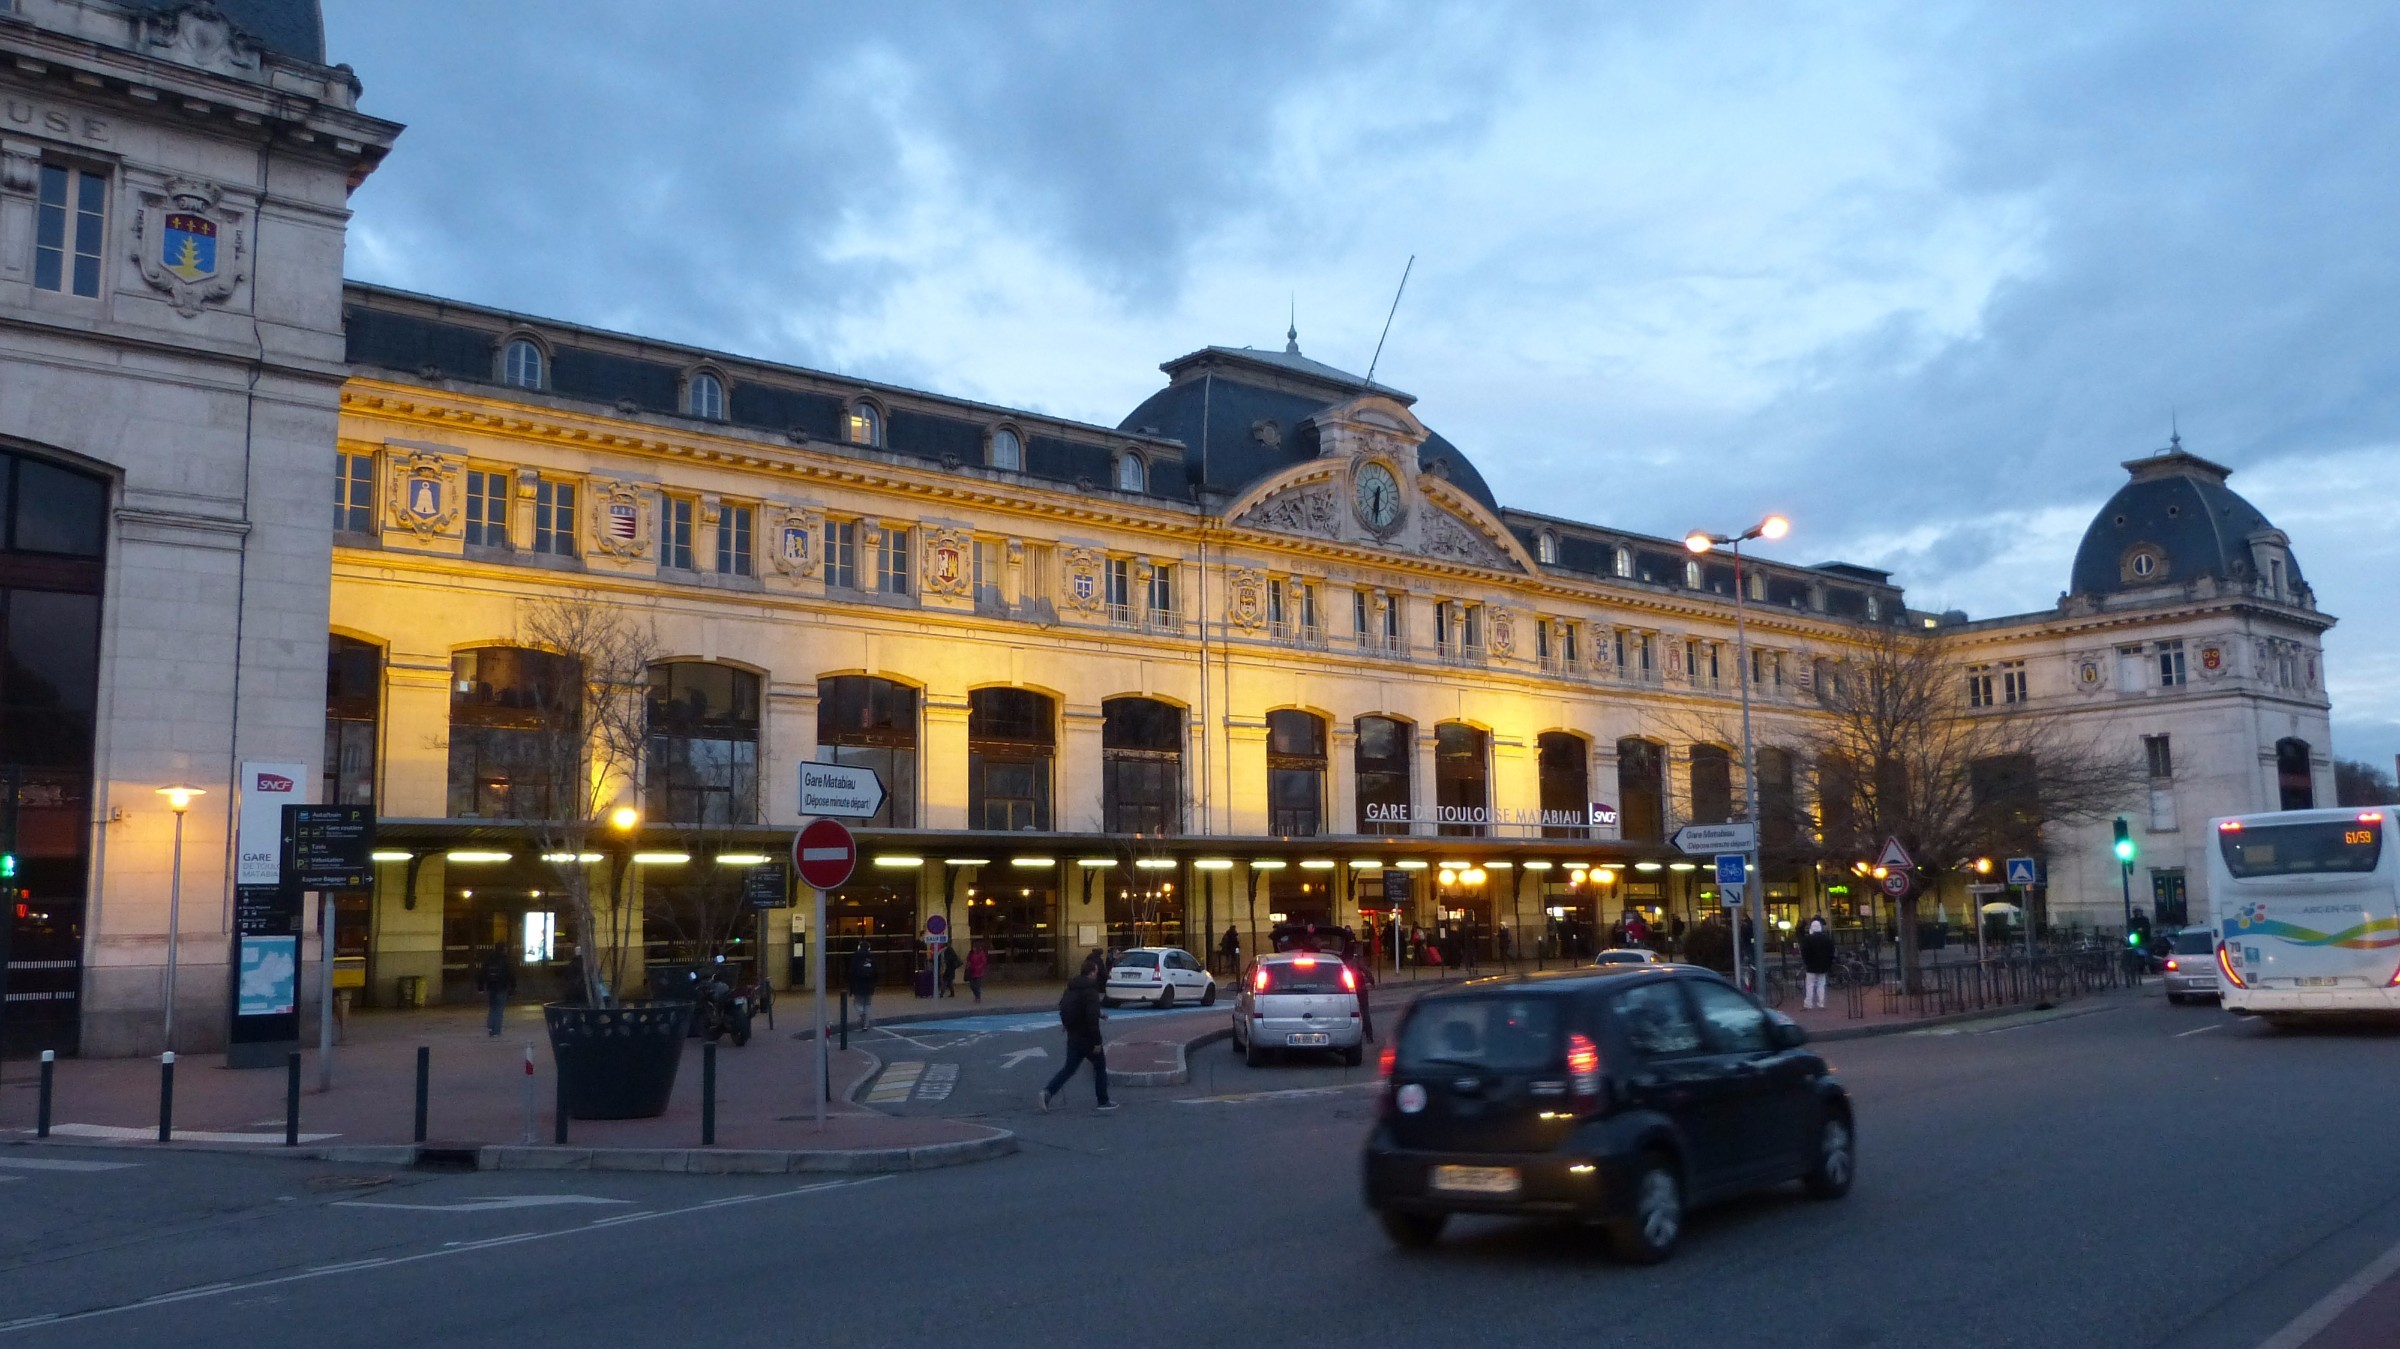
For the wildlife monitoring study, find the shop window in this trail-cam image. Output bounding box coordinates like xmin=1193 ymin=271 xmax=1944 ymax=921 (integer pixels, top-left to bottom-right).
xmin=644 ymin=662 xmax=760 ymax=826
xmin=325 ymin=636 xmax=381 ymax=806
xmin=1434 ymin=723 xmax=1489 ymax=837
xmin=817 ymin=676 xmax=919 ymax=829
xmin=1266 ymin=709 xmax=1326 ymax=837
xmin=1355 ymin=715 xmax=1413 ymax=835
xmin=447 ymin=646 xmax=580 ymax=819
xmin=969 ymin=688 xmax=1053 ymax=831
xmin=1102 ymin=697 xmax=1183 ymax=835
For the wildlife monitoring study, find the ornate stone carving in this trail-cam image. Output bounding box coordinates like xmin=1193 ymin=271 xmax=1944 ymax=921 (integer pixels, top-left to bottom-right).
xmin=2196 ymin=637 xmax=2231 ymax=680
xmin=1239 ymin=486 xmax=1339 ymax=538
xmin=587 ymin=480 xmax=653 ymax=560
xmin=0 ymin=148 xmax=37 ymax=195
xmin=771 ymin=507 xmax=820 ymax=577
xmin=1226 ymin=567 xmax=1267 ymax=632
xmin=137 ymin=3 xmax=265 ymax=77
xmin=130 ymin=178 xmax=247 ymax=317
xmin=923 ymin=527 xmax=971 ymax=597
xmin=385 ymin=450 xmax=459 ymax=539
xmin=2070 ymin=652 xmax=2108 ymax=697
xmin=1063 ymin=547 xmax=1104 ymax=612
xmin=1420 ymin=506 xmax=1507 ymax=567
xmin=1251 ymin=418 xmax=1282 ymax=450
xmin=1487 ymin=608 xmax=1515 ymax=658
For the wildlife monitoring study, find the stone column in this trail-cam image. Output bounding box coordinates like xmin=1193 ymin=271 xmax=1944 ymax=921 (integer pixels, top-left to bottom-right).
xmin=921 ymin=694 xmax=970 ymax=831
xmin=1224 ymin=716 xmax=1269 ymax=836
xmin=1058 ymin=702 xmax=1105 ymax=833
xmin=1329 ymin=721 xmax=1359 ymax=835
xmin=383 ymin=646 xmax=454 ymax=817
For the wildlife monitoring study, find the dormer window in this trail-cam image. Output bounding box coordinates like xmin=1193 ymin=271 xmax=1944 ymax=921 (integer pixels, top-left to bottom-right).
xmin=1865 ymin=595 xmax=1881 ymax=621
xmin=988 ymin=426 xmax=1023 ymax=471
xmin=501 ymin=337 xmax=545 ymax=390
xmin=686 ymin=370 xmax=725 ymax=420
xmin=1536 ymin=530 xmax=1559 ymax=565
xmin=1116 ymin=453 xmax=1147 ymax=493
xmin=1613 ymin=546 xmax=1632 ymax=579
xmin=846 ymin=401 xmax=882 ymax=447
xmin=1684 ymin=559 xmax=1702 ymax=589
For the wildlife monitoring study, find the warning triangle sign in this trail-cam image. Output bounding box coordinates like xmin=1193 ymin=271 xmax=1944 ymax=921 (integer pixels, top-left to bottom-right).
xmin=1876 ymin=836 xmax=1915 ymax=871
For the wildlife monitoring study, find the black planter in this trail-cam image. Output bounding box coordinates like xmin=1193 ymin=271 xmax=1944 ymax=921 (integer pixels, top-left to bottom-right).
xmin=543 ymin=1001 xmax=694 ymax=1120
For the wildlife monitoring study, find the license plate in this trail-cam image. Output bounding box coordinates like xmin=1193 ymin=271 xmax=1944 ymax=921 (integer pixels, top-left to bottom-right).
xmin=1431 ymin=1165 xmax=1521 ymax=1196
xmin=2299 ymin=976 xmax=2340 ymax=987
xmin=1286 ymin=1032 xmax=1330 ymax=1046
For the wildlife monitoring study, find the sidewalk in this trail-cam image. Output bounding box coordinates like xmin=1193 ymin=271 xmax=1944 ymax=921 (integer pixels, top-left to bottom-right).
xmin=1 ymin=1000 xmax=1011 ymax=1173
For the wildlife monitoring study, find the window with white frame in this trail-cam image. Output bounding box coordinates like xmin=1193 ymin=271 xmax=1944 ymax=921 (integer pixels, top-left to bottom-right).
xmin=1684 ymin=559 xmax=1702 ymax=589
xmin=465 ymin=469 xmax=508 ymax=548
xmin=1147 ymin=562 xmax=1174 ymax=619
xmin=1561 ymin=622 xmax=1578 ymax=667
xmin=35 ymin=163 xmax=106 ymax=298
xmin=687 ymin=371 xmax=725 ymax=420
xmin=988 ymin=427 xmax=1023 ymax=471
xmin=717 ymin=503 xmax=753 ymax=576
xmin=823 ymin=518 xmax=858 ymax=589
xmin=662 ymin=496 xmax=695 ymax=571
xmin=502 ymin=338 xmax=544 ymax=390
xmin=2144 ymin=734 xmax=2173 ymax=778
xmin=1105 ymin=556 xmax=1132 ymax=616
xmin=1613 ymin=547 xmax=1632 ymax=579
xmin=846 ymin=402 xmax=881 ymax=447
xmin=875 ymin=525 xmax=911 ymax=595
xmin=1116 ymin=453 xmax=1146 ymax=492
xmin=2000 ymin=660 xmax=2028 ymax=704
xmin=531 ymin=478 xmax=575 ymax=556
xmin=972 ymin=538 xmax=1004 ymax=608
xmin=1967 ymin=664 xmax=1995 ymax=708
xmin=334 ymin=450 xmax=374 ymax=534
xmin=1537 ymin=531 xmax=1559 ymax=565
xmin=2156 ymin=639 xmax=2187 ymax=687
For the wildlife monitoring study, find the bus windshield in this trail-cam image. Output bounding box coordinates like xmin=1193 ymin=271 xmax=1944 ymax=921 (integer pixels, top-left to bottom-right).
xmin=2218 ymin=818 xmax=2383 ymax=878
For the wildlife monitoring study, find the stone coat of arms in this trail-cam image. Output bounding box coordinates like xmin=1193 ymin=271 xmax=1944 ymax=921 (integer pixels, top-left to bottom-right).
xmin=132 ymin=178 xmax=247 ymax=317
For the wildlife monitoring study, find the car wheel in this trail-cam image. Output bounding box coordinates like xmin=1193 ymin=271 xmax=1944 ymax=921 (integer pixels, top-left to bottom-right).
xmin=2165 ymin=992 xmax=2184 ymax=1006
xmin=1342 ymin=1044 xmax=1364 ymax=1068
xmin=1803 ymin=1115 xmax=1854 ymax=1200
xmin=1244 ymin=1037 xmax=1266 ymax=1067
xmin=1201 ymin=981 xmax=1218 ymax=1007
xmin=1157 ymin=984 xmax=1175 ymax=1010
xmin=1610 ymin=1155 xmax=1683 ymax=1264
xmin=1380 ymin=1211 xmax=1446 ymax=1249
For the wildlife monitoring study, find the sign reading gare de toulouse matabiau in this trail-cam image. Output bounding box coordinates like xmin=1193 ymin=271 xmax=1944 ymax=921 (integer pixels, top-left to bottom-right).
xmin=1363 ymin=802 xmax=1622 ymax=831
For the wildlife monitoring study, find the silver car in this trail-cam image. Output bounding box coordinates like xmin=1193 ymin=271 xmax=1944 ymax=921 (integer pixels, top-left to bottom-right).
xmin=2163 ymin=927 xmax=2222 ymax=1004
xmin=1232 ymin=952 xmax=1364 ymax=1067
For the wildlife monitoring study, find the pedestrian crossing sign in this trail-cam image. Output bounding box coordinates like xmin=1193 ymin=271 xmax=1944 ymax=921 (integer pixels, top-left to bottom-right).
xmin=2006 ymin=857 xmax=2039 ymax=887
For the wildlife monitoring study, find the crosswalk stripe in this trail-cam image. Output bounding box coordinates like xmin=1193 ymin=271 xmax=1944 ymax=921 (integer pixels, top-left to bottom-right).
xmin=865 ymin=1060 xmax=925 ymax=1104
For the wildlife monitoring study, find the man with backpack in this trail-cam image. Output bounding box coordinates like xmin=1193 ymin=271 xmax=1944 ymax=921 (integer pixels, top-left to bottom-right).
xmin=1039 ymin=952 xmax=1116 ymax=1113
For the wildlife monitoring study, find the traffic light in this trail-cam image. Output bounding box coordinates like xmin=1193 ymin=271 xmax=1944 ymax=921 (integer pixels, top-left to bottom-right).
xmin=2111 ymin=817 xmax=2136 ymax=866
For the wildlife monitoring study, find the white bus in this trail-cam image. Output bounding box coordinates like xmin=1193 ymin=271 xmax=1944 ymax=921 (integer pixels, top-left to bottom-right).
xmin=2212 ymin=806 xmax=2397 ymax=1022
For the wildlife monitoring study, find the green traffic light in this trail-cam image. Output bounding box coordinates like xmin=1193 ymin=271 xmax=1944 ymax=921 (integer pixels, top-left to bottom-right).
xmin=2114 ymin=840 xmax=2136 ymax=862
xmin=1 ymin=853 xmax=15 ymax=878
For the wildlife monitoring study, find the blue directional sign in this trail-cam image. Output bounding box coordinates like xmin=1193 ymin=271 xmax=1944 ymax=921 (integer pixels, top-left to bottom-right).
xmin=1715 ymin=853 xmax=1748 ymax=886
xmin=2005 ymin=857 xmax=2040 ymax=887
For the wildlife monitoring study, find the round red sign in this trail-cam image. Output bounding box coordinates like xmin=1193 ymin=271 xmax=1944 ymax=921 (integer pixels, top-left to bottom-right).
xmin=1880 ymin=870 xmax=1912 ymax=899
xmin=793 ymin=818 xmax=857 ymax=891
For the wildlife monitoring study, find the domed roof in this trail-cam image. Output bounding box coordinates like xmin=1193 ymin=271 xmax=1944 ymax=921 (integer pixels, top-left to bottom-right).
xmin=2068 ymin=443 xmax=2301 ymax=598
xmin=113 ymin=0 xmax=325 ymax=64
xmin=1118 ymin=336 xmax=1502 ymax=514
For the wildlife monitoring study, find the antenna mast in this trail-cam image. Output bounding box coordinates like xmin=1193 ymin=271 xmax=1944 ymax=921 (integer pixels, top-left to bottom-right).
xmin=1364 ymin=255 xmax=1415 ymax=386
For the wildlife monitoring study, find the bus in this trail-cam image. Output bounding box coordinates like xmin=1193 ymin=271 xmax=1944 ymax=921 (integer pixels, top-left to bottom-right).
xmin=2212 ymin=807 xmax=2397 ymax=1021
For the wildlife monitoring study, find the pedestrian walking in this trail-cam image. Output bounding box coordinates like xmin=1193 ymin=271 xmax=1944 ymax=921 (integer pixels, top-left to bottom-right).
xmin=474 ymin=943 xmax=515 ymax=1036
xmin=1624 ymin=909 xmax=1650 ymax=948
xmin=939 ymin=942 xmax=962 ymax=998
xmin=964 ymin=942 xmax=989 ymax=1003
xmin=846 ymin=940 xmax=878 ymax=1030
xmin=1496 ymin=923 xmax=1512 ymax=970
xmin=1345 ymin=942 xmax=1377 ymax=1043
xmin=1219 ymin=923 xmax=1240 ymax=976
xmin=1800 ymin=916 xmax=1836 ymax=1009
xmin=1040 ymin=952 xmax=1116 ymax=1113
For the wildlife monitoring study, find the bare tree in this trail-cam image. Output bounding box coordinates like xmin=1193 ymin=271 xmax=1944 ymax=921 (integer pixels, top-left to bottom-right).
xmin=2335 ymin=758 xmax=2398 ymax=807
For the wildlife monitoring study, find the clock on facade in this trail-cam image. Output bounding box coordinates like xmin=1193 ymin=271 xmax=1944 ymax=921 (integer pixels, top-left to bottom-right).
xmin=1354 ymin=461 xmax=1403 ymax=532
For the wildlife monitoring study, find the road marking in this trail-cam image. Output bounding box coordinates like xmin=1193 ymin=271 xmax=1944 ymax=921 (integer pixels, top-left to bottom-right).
xmin=915 ymin=1063 xmax=958 ymax=1101
xmin=334 ymin=1195 xmax=633 ymax=1213
xmin=0 ymin=1157 xmax=140 ymax=1173
xmin=0 ymin=1177 xmax=889 ymax=1335
xmin=999 ymin=1048 xmax=1048 ymax=1070
xmin=1177 ymin=1082 xmax=1381 ymax=1105
xmin=866 ymin=1061 xmax=924 ymax=1104
xmin=2253 ymin=1231 xmax=2400 ymax=1349
xmin=42 ymin=1123 xmax=339 ymax=1145
xmin=2175 ymin=1022 xmax=2229 ymax=1037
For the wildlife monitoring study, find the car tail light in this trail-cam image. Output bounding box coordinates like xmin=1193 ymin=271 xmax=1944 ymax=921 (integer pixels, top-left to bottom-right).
xmin=1252 ymin=967 xmax=1272 ymax=993
xmin=1567 ymin=1032 xmax=1602 ymax=1103
xmin=1152 ymin=970 xmax=1162 ymax=981
xmin=1293 ymin=956 xmax=1318 ymax=969
xmin=2217 ymin=820 xmax=2243 ymax=832
xmin=1378 ymin=1043 xmax=1396 ymax=1077
xmin=1339 ymin=965 xmax=1358 ymax=993
xmin=2217 ymin=943 xmax=2247 ymax=990
xmin=2164 ymin=958 xmax=2180 ymax=973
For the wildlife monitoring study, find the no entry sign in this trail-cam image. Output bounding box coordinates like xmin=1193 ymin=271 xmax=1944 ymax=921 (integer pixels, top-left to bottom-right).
xmin=793 ymin=818 xmax=857 ymax=891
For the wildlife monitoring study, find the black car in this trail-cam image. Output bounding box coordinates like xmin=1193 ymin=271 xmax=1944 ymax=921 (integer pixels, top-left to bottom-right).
xmin=1362 ymin=964 xmax=1852 ymax=1262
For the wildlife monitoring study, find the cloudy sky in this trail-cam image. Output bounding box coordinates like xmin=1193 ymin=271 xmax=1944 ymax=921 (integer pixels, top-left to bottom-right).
xmin=323 ymin=0 xmax=2400 ymax=770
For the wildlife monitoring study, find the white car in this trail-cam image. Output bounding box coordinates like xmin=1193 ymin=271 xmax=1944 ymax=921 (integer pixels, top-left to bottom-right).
xmin=1594 ymin=947 xmax=1662 ymax=966
xmin=1233 ymin=951 xmax=1365 ymax=1066
xmin=1103 ymin=947 xmax=1218 ymax=1008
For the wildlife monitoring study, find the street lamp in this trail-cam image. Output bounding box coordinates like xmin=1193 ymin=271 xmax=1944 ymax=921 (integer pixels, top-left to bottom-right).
xmin=154 ymin=785 xmax=204 ymax=1052
xmin=1684 ymin=513 xmax=1790 ymax=991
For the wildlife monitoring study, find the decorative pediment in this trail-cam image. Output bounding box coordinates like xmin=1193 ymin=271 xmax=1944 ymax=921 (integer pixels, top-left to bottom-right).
xmin=1420 ymin=501 xmax=1509 ymax=569
xmin=1238 ymin=483 xmax=1340 ymax=538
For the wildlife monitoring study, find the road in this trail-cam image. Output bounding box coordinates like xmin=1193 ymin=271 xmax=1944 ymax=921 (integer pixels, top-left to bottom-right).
xmin=4 ymin=993 xmax=2399 ymax=1349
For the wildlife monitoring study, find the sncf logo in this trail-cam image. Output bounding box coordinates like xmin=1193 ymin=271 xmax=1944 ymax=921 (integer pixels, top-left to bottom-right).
xmin=255 ymin=774 xmax=294 ymax=792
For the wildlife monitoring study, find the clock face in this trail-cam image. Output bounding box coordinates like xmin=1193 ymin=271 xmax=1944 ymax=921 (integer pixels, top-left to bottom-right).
xmin=1354 ymin=462 xmax=1403 ymax=532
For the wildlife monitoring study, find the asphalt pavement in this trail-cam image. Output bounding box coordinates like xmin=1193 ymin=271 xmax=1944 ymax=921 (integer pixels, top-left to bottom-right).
xmin=5 ymin=991 xmax=2400 ymax=1349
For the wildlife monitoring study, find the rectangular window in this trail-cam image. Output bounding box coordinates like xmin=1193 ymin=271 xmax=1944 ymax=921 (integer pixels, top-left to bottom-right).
xmin=1434 ymin=600 xmax=1451 ymax=650
xmin=1354 ymin=588 xmax=1370 ymax=642
xmin=465 ymin=469 xmax=508 ymax=548
xmin=1105 ymin=557 xmax=1131 ymax=619
xmin=717 ymin=503 xmax=753 ymax=576
xmin=972 ymin=538 xmax=1004 ymax=609
xmin=2116 ymin=645 xmax=2145 ymax=693
xmin=1384 ymin=594 xmax=1401 ymax=644
xmin=1562 ymin=623 xmax=1578 ymax=666
xmin=1462 ymin=604 xmax=1481 ymax=651
xmin=1148 ymin=563 xmax=1173 ymax=618
xmin=1538 ymin=622 xmax=1552 ymax=664
xmin=823 ymin=519 xmax=857 ymax=589
xmin=875 ymin=526 xmax=911 ymax=595
xmin=35 ymin=164 xmax=106 ymax=298
xmin=1299 ymin=583 xmax=1316 ymax=634
xmin=662 ymin=497 xmax=695 ymax=571
xmin=1967 ymin=665 xmax=1994 ymax=709
xmin=333 ymin=450 xmax=374 ymax=534
xmin=2144 ymin=734 xmax=2173 ymax=779
xmin=2000 ymin=660 xmax=2028 ymax=704
xmin=532 ymin=479 xmax=577 ymax=557
xmin=1267 ymin=579 xmax=1285 ymax=628
xmin=2157 ymin=640 xmax=2187 ymax=687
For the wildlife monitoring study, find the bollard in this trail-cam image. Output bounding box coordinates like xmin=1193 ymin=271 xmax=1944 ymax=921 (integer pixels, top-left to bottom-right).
xmin=838 ymin=990 xmax=849 ymax=1052
xmin=285 ymin=1051 xmax=302 ymax=1146
xmin=701 ymin=1041 xmax=717 ymax=1147
xmin=157 ymin=1051 xmax=175 ymax=1143
xmin=553 ymin=1065 xmax=569 ymax=1145
xmin=37 ymin=1050 xmax=54 ymax=1138
xmin=413 ymin=1045 xmax=430 ymax=1143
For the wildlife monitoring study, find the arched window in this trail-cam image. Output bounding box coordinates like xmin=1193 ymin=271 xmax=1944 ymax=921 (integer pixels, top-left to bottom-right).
xmin=646 ymin=663 xmax=761 ymax=826
xmin=1116 ymin=453 xmax=1147 ymax=492
xmin=1265 ymin=710 xmax=1326 ymax=837
xmin=2277 ymin=737 xmax=2314 ymax=811
xmin=968 ymin=688 xmax=1053 ymax=831
xmin=1689 ymin=744 xmax=1733 ymax=824
xmin=1613 ymin=546 xmax=1633 ymax=579
xmin=1435 ymin=723 xmax=1490 ymax=837
xmin=448 ymin=646 xmax=579 ymax=819
xmin=1537 ymin=531 xmax=1559 ymax=565
xmin=1684 ymin=559 xmax=1703 ymax=589
xmin=1538 ymin=731 xmax=1588 ymax=839
xmin=501 ymin=338 xmax=544 ymax=390
xmin=325 ymin=636 xmax=381 ymax=806
xmin=846 ymin=401 xmax=882 ymax=447
xmin=1616 ymin=738 xmax=1665 ymax=843
xmin=817 ymin=675 xmax=918 ymax=828
xmin=687 ymin=371 xmax=725 ymax=420
xmin=1102 ymin=697 xmax=1183 ymax=835
xmin=988 ymin=426 xmax=1023 ymax=471
xmin=1355 ymin=715 xmax=1413 ymax=835
xmin=1756 ymin=747 xmax=1797 ymax=848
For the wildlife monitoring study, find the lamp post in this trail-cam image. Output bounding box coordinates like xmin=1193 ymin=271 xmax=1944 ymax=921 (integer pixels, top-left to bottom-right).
xmin=1685 ymin=514 xmax=1790 ymax=992
xmin=155 ymin=786 xmax=204 ymax=1052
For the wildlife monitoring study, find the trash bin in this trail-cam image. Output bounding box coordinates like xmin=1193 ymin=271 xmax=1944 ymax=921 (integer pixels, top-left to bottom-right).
xmin=912 ymin=967 xmax=936 ymax=998
xmin=397 ymin=974 xmax=425 ymax=1008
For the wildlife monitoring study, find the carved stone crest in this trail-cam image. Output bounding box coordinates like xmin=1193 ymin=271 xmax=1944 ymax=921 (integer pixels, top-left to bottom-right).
xmin=1226 ymin=567 xmax=1267 ymax=632
xmin=2196 ymin=638 xmax=2230 ymax=680
xmin=923 ymin=527 xmax=972 ymax=597
xmin=2071 ymin=653 xmax=2107 ymax=696
xmin=1063 ymin=547 xmax=1104 ymax=612
xmin=587 ymin=480 xmax=653 ymax=559
xmin=772 ymin=508 xmax=820 ymax=577
xmin=137 ymin=3 xmax=265 ymax=77
xmin=131 ymin=178 xmax=247 ymax=317
xmin=1487 ymin=608 xmax=1515 ymax=658
xmin=385 ymin=450 xmax=458 ymax=539
xmin=1421 ymin=506 xmax=1506 ymax=568
xmin=1238 ymin=486 xmax=1339 ymax=538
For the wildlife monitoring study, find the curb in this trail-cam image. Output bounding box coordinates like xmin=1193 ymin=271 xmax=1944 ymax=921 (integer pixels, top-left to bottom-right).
xmin=1111 ymin=1028 xmax=1232 ymax=1087
xmin=1808 ymin=991 xmax=2130 ymax=1042
xmin=4 ymin=1126 xmax=1018 ymax=1175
